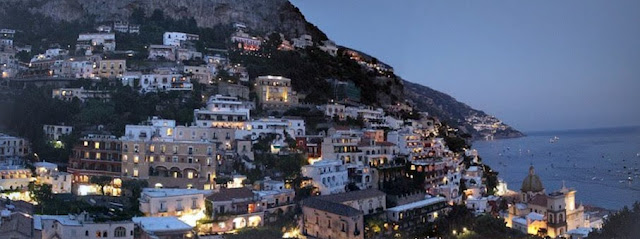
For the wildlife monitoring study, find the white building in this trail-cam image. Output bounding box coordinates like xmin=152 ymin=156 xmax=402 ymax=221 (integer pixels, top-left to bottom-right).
xmin=43 ymin=125 xmax=73 ymax=141
xmin=385 ymin=196 xmax=448 ymax=224
xmin=137 ymin=69 xmax=192 ymax=92
xmin=0 ymin=29 xmax=15 ymax=46
xmin=321 ymin=128 xmax=363 ymax=165
xmin=236 ymin=117 xmax=305 ymax=141
xmin=318 ymin=40 xmax=338 ymax=56
xmin=133 ymin=217 xmax=194 ymax=239
xmin=67 ymin=60 xmax=95 ymax=79
xmin=34 ymin=212 xmax=134 ymax=239
xmin=0 ymin=166 xmax=32 ymax=191
xmin=76 ymin=33 xmax=116 ymax=52
xmin=320 ymin=103 xmax=346 ymax=120
xmin=182 ymin=65 xmax=211 ymax=84
xmin=148 ymin=44 xmax=176 ymax=61
xmin=51 ymin=87 xmax=111 ymax=102
xmin=194 ymin=95 xmax=252 ymax=128
xmin=163 ymin=32 xmax=199 ymax=47
xmin=34 ymin=162 xmax=72 ymax=194
xmin=292 ymin=34 xmax=313 ymax=49
xmin=139 ymin=188 xmax=210 ymax=219
xmin=301 ymin=159 xmax=348 ymax=195
xmin=231 ymin=31 xmax=262 ymax=51
xmin=0 ymin=134 xmax=29 ymax=161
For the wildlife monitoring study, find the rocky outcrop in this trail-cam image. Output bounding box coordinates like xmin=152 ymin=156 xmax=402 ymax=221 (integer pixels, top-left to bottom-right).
xmin=2 ymin=0 xmax=315 ymax=38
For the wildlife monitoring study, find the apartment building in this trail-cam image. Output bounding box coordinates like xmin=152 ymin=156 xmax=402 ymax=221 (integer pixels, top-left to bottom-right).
xmin=67 ymin=134 xmax=122 ymax=183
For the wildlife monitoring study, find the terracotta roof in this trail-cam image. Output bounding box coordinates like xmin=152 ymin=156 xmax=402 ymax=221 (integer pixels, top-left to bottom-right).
xmin=0 ymin=212 xmax=33 ymax=237
xmin=207 ymin=187 xmax=255 ymax=202
xmin=302 ymin=197 xmax=363 ymax=217
xmin=318 ymin=189 xmax=386 ymax=203
xmin=529 ymin=194 xmax=548 ymax=207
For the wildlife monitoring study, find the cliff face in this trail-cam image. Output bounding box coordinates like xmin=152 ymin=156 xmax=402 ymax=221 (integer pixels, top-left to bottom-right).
xmin=1 ymin=0 xmax=314 ymax=38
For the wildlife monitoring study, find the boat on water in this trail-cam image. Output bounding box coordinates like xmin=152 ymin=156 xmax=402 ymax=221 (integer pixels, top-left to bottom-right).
xmin=549 ymin=136 xmax=560 ymax=143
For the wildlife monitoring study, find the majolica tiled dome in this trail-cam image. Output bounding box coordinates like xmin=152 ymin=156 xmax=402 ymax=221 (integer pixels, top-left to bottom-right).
xmin=521 ymin=166 xmax=544 ymax=193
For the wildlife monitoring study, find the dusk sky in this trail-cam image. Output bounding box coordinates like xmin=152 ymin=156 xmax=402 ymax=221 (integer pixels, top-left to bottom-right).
xmin=290 ymin=0 xmax=640 ymax=132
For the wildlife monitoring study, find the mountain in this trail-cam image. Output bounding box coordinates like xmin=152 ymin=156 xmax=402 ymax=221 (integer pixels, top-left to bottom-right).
xmin=403 ymin=80 xmax=524 ymax=139
xmin=0 ymin=0 xmax=523 ymax=139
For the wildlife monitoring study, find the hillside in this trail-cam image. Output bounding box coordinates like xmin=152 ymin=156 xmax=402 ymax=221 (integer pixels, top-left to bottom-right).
xmin=403 ymin=80 xmax=524 ymax=139
xmin=0 ymin=0 xmax=523 ymax=139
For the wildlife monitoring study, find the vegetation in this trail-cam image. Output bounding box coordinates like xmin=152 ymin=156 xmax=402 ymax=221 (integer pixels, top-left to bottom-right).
xmin=589 ymin=201 xmax=640 ymax=239
xmin=1 ymin=81 xmax=204 ymax=163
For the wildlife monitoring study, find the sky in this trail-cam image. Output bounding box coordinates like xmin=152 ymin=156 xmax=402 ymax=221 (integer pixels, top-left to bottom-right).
xmin=290 ymin=0 xmax=640 ymax=132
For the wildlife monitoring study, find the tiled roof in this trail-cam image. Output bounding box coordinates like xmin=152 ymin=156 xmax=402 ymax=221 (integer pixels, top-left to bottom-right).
xmin=529 ymin=194 xmax=548 ymax=207
xmin=302 ymin=197 xmax=363 ymax=217
xmin=318 ymin=189 xmax=385 ymax=203
xmin=207 ymin=187 xmax=255 ymax=202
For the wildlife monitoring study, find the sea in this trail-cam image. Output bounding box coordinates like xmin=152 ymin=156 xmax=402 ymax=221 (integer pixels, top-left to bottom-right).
xmin=473 ymin=126 xmax=640 ymax=210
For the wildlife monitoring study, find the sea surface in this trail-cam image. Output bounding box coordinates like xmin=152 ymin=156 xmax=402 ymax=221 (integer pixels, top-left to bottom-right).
xmin=473 ymin=126 xmax=640 ymax=210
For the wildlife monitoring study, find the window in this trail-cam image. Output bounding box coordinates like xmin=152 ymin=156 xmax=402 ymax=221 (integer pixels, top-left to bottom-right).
xmin=133 ymin=169 xmax=138 ymax=177
xmin=114 ymin=227 xmax=126 ymax=237
xmin=149 ymin=156 xmax=154 ymax=162
xmin=94 ymin=142 xmax=100 ymax=149
xmin=83 ymin=141 xmax=88 ymax=147
xmin=122 ymin=155 xmax=128 ymax=162
xmin=187 ymin=171 xmax=194 ymax=179
xmin=192 ymin=198 xmax=198 ymax=209
xmin=150 ymin=145 xmax=155 ymax=153
xmin=103 ymin=231 xmax=108 ymax=237
xmin=134 ymin=156 xmax=139 ymax=163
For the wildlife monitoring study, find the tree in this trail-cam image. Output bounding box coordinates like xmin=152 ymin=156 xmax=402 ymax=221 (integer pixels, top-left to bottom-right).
xmin=474 ymin=214 xmax=509 ymax=238
xmin=28 ymin=182 xmax=53 ymax=205
xmin=589 ymin=201 xmax=640 ymax=239
xmin=90 ymin=176 xmax=113 ymax=195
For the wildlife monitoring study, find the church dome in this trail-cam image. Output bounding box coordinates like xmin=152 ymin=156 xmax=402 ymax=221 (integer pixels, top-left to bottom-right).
xmin=521 ymin=166 xmax=544 ymax=193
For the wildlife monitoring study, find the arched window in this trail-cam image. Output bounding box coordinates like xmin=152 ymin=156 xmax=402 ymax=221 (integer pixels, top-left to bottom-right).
xmin=549 ymin=214 xmax=554 ymax=223
xmin=114 ymin=227 xmax=127 ymax=237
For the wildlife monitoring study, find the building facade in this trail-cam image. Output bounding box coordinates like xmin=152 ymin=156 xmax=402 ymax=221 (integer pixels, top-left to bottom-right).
xmin=301 ymin=197 xmax=364 ymax=239
xmin=67 ymin=134 xmax=122 ymax=183
xmin=255 ymin=75 xmax=298 ymax=109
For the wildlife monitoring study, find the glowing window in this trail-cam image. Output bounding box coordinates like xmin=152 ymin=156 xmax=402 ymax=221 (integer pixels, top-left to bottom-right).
xmin=94 ymin=142 xmax=100 ymax=149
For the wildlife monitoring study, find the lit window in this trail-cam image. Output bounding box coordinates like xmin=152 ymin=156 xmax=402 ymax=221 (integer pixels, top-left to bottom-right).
xmin=149 ymin=156 xmax=154 ymax=162
xmin=96 ymin=153 xmax=101 ymax=159
xmin=188 ymin=171 xmax=194 ymax=179
xmin=134 ymin=156 xmax=139 ymax=163
xmin=122 ymin=155 xmax=128 ymax=162
xmin=149 ymin=145 xmax=155 ymax=152
xmin=83 ymin=141 xmax=88 ymax=147
xmin=166 ymin=128 xmax=173 ymax=136
xmin=94 ymin=142 xmax=100 ymax=149
xmin=133 ymin=169 xmax=138 ymax=177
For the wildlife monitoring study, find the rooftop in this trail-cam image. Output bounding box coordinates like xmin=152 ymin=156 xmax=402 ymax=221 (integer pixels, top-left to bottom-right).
xmin=529 ymin=194 xmax=548 ymax=207
xmin=318 ymin=189 xmax=385 ymax=203
xmin=386 ymin=196 xmax=446 ymax=213
xmin=207 ymin=187 xmax=255 ymax=202
xmin=526 ymin=212 xmax=545 ymax=221
xmin=302 ymin=197 xmax=363 ymax=217
xmin=142 ymin=188 xmax=210 ymax=198
xmin=132 ymin=216 xmax=192 ymax=232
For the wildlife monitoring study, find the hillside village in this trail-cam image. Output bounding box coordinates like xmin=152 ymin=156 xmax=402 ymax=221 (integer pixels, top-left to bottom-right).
xmin=0 ymin=7 xmax=609 ymax=239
